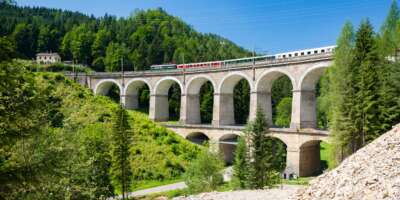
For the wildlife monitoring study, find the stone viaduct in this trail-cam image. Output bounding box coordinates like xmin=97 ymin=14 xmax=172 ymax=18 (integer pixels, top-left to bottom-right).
xmin=68 ymin=52 xmax=333 ymax=177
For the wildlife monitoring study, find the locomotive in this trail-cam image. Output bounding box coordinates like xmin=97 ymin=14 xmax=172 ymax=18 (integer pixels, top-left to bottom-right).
xmin=150 ymin=46 xmax=335 ymax=71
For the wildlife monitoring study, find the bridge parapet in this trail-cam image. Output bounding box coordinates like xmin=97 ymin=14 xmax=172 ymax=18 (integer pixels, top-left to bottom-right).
xmin=66 ymin=52 xmax=332 ymax=78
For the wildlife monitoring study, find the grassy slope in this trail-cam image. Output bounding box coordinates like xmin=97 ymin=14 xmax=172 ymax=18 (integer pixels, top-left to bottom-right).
xmin=36 ymin=72 xmax=201 ymax=190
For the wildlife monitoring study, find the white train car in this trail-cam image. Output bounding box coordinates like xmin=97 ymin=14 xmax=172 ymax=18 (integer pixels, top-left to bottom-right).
xmin=275 ymin=45 xmax=336 ymax=59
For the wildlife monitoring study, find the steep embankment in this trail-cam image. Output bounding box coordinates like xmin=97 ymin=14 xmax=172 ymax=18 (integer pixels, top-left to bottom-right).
xmin=39 ymin=72 xmax=200 ymax=182
xmin=294 ymin=124 xmax=400 ymax=200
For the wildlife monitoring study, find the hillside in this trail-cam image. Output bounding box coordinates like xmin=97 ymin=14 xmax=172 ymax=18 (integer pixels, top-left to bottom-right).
xmin=0 ymin=59 xmax=201 ymax=199
xmin=43 ymin=72 xmax=201 ymax=179
xmin=0 ymin=2 xmax=251 ymax=71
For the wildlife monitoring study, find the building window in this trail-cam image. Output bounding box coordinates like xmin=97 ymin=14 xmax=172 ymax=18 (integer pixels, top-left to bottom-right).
xmin=307 ymin=51 xmax=311 ymax=55
xmin=321 ymin=49 xmax=325 ymax=53
xmin=314 ymin=50 xmax=318 ymax=54
xmin=301 ymin=52 xmax=304 ymax=55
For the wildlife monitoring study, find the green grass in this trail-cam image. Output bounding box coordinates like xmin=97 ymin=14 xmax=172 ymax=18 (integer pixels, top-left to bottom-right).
xmin=281 ymin=177 xmax=312 ymax=185
xmin=320 ymin=141 xmax=334 ymax=170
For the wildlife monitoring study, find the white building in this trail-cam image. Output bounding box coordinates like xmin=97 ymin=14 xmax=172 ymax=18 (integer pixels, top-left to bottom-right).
xmin=36 ymin=53 xmax=61 ymax=64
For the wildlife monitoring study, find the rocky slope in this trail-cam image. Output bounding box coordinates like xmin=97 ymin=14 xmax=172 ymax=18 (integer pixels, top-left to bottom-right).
xmin=173 ymin=185 xmax=303 ymax=200
xmin=294 ymin=124 xmax=400 ymax=200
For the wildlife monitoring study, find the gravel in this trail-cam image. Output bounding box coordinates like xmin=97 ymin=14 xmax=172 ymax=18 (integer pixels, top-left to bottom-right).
xmin=172 ymin=185 xmax=303 ymax=200
xmin=294 ymin=124 xmax=400 ymax=200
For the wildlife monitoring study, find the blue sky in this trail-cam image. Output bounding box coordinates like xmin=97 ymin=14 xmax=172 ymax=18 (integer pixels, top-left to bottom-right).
xmin=16 ymin=0 xmax=392 ymax=54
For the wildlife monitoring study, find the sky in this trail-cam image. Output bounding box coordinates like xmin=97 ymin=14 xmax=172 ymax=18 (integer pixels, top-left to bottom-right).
xmin=16 ymin=0 xmax=393 ymax=54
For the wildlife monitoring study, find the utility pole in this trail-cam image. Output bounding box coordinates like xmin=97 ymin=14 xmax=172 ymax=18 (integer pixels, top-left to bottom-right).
xmin=182 ymin=52 xmax=186 ymax=85
xmin=121 ymin=57 xmax=125 ymax=107
xmin=252 ymin=47 xmax=256 ymax=81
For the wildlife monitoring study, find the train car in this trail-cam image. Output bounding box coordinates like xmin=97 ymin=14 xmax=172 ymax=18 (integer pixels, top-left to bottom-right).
xmin=150 ymin=64 xmax=177 ymax=71
xmin=223 ymin=55 xmax=276 ymax=66
xmin=275 ymin=45 xmax=336 ymax=59
xmin=177 ymin=61 xmax=222 ymax=69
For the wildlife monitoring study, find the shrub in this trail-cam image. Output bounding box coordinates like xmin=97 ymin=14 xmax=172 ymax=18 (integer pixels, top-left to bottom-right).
xmin=184 ymin=149 xmax=224 ymax=193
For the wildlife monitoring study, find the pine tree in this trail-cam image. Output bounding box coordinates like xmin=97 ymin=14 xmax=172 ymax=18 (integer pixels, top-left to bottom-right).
xmin=353 ymin=20 xmax=381 ymax=145
xmin=245 ymin=107 xmax=280 ymax=189
xmin=232 ymin=136 xmax=249 ymax=189
xmin=110 ymin=105 xmax=133 ymax=199
xmin=329 ymin=22 xmax=356 ymax=163
xmin=377 ymin=1 xmax=400 ymax=133
xmin=379 ymin=0 xmax=400 ymax=57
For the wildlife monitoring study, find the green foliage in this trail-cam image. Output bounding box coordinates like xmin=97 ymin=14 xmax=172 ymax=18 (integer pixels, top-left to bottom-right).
xmin=378 ymin=0 xmax=400 ymax=57
xmin=199 ymin=81 xmax=214 ymax=124
xmin=329 ymin=12 xmax=400 ymax=167
xmin=234 ymin=79 xmax=250 ymax=124
xmin=271 ymin=76 xmax=293 ymax=127
xmin=168 ymin=83 xmax=181 ymax=121
xmin=184 ymin=149 xmax=224 ymax=193
xmin=329 ymin=22 xmax=357 ymax=164
xmin=130 ymin=111 xmax=200 ymax=182
xmin=104 ymin=42 xmax=131 ymax=72
xmin=12 ymin=23 xmax=36 ymax=58
xmin=232 ymin=136 xmax=249 ymax=189
xmin=241 ymin=107 xmax=286 ymax=189
xmin=111 ymin=105 xmax=133 ymax=198
xmin=316 ymin=71 xmax=331 ymax=130
xmin=274 ymin=97 xmax=292 ymax=128
xmin=0 ymin=36 xmax=15 ymax=61
xmin=353 ymin=20 xmax=381 ymax=145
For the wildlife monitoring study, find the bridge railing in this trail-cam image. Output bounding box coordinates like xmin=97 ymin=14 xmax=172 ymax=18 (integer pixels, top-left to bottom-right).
xmin=67 ymin=52 xmax=333 ymax=77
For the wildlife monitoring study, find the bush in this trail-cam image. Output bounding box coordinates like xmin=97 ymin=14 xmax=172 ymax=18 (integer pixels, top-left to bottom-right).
xmin=274 ymin=97 xmax=292 ymax=127
xmin=184 ymin=149 xmax=224 ymax=193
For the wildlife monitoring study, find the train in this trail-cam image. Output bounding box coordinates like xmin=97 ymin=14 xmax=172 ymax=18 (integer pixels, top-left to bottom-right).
xmin=150 ymin=46 xmax=335 ymax=71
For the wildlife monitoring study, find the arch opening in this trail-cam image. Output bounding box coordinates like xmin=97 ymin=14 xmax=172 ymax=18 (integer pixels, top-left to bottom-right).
xmin=256 ymin=71 xmax=294 ymax=128
xmin=95 ymin=81 xmax=121 ymax=103
xmin=218 ymin=73 xmax=251 ymax=126
xmin=262 ymin=136 xmax=288 ymax=178
xmin=185 ymin=76 xmax=215 ymax=124
xmin=271 ymin=76 xmax=293 ymax=128
xmin=152 ymin=78 xmax=183 ymax=122
xmin=186 ymin=132 xmax=210 ymax=145
xmin=219 ymin=134 xmax=239 ymax=165
xmin=125 ymin=80 xmax=150 ymax=113
xmin=199 ymin=81 xmax=214 ymax=124
xmin=298 ymin=139 xmax=332 ymax=177
xmin=299 ymin=65 xmax=329 ymax=129
xmin=234 ymin=79 xmax=250 ymax=125
xmin=168 ymin=82 xmax=181 ymax=121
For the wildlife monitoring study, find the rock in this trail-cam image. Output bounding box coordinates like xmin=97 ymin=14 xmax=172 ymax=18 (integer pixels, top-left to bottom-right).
xmin=293 ymin=124 xmax=400 ymax=200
